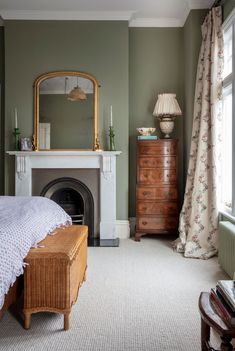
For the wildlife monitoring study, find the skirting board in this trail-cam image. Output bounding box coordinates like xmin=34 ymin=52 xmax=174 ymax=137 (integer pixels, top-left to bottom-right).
xmin=129 ymin=217 xmax=136 ymax=236
xmin=116 ymin=220 xmax=130 ymax=239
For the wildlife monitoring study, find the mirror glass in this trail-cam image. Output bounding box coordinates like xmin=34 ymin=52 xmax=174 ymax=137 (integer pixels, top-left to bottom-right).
xmin=34 ymin=71 xmax=99 ymax=150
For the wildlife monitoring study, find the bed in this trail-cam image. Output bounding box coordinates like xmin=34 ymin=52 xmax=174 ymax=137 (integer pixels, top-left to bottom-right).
xmin=0 ymin=196 xmax=72 ymax=318
xmin=0 ymin=277 xmax=23 ymax=319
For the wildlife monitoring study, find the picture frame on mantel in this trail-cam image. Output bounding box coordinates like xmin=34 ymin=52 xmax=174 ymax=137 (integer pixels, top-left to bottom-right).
xmin=20 ymin=137 xmax=32 ymax=151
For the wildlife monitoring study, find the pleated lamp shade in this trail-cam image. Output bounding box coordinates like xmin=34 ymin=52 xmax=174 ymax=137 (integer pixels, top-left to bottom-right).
xmin=153 ymin=93 xmax=182 ymax=117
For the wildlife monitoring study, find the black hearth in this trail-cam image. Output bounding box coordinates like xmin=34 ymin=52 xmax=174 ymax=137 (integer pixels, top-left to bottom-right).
xmin=41 ymin=177 xmax=96 ymax=246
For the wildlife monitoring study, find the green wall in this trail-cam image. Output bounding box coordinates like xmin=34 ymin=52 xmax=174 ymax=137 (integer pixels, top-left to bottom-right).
xmin=4 ymin=20 xmax=129 ymax=220
xmin=0 ymin=26 xmax=4 ymax=195
xmin=223 ymin=0 xmax=235 ymax=20
xmin=128 ymin=11 xmax=207 ymax=217
xmin=129 ymin=28 xmax=184 ymax=217
xmin=2 ymin=9 xmax=220 ymax=220
xmin=183 ymin=10 xmax=207 ymax=172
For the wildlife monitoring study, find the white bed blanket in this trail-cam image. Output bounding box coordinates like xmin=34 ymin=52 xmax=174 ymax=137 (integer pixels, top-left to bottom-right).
xmin=0 ymin=196 xmax=72 ymax=309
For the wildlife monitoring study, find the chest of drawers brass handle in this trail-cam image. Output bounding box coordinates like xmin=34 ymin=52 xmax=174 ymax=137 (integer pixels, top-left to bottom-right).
xmin=142 ymin=221 xmax=147 ymax=225
xmin=143 ymin=191 xmax=149 ymax=196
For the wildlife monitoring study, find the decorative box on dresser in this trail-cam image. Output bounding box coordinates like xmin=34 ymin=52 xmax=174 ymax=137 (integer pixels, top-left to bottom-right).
xmin=135 ymin=139 xmax=178 ymax=241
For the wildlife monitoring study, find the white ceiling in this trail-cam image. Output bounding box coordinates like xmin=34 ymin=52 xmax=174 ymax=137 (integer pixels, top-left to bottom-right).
xmin=0 ymin=0 xmax=215 ymax=27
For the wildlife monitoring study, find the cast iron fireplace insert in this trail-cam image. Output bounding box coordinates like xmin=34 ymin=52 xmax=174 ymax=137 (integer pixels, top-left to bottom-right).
xmin=40 ymin=177 xmax=97 ymax=246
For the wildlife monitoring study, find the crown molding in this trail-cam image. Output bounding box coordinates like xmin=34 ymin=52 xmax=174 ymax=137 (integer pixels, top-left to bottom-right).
xmin=0 ymin=3 xmax=212 ymax=27
xmin=0 ymin=10 xmax=133 ymax=21
xmin=129 ymin=17 xmax=184 ymax=27
xmin=187 ymin=0 xmax=214 ymax=9
xmin=0 ymin=10 xmax=185 ymax=27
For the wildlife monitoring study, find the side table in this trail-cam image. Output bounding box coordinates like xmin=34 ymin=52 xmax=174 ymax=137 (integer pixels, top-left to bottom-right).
xmin=199 ymin=292 xmax=235 ymax=351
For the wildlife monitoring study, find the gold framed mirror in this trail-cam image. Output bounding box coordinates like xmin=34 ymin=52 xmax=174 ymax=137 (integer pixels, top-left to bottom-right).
xmin=33 ymin=71 xmax=100 ymax=151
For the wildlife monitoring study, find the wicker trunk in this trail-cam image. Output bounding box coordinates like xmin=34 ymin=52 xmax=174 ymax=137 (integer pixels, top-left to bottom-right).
xmin=23 ymin=225 xmax=88 ymax=330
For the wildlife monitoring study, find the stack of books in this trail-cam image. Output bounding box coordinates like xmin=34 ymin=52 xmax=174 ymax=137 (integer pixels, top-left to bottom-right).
xmin=210 ymin=280 xmax=235 ymax=326
xmin=137 ymin=135 xmax=158 ymax=140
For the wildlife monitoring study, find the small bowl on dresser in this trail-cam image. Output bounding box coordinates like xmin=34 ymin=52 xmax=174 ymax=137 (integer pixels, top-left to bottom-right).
xmin=137 ymin=127 xmax=156 ymax=136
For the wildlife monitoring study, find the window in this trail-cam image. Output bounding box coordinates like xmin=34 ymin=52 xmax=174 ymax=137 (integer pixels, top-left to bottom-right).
xmin=222 ymin=9 xmax=235 ymax=216
xmin=223 ymin=26 xmax=232 ymax=78
xmin=222 ymin=84 xmax=232 ymax=210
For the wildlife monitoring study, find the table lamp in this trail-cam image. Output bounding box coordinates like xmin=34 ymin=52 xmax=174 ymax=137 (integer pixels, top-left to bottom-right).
xmin=153 ymin=93 xmax=182 ymax=138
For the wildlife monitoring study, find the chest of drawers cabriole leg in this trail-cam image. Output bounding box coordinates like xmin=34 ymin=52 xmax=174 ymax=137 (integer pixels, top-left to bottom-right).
xmin=135 ymin=139 xmax=179 ymax=241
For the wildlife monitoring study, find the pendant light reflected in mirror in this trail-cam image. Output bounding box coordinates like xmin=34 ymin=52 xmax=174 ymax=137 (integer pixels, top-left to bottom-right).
xmin=66 ymin=76 xmax=87 ymax=101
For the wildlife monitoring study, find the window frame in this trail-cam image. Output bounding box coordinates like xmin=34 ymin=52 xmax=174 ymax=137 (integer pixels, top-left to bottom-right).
xmin=221 ymin=83 xmax=232 ymax=212
xmin=221 ymin=8 xmax=235 ymax=220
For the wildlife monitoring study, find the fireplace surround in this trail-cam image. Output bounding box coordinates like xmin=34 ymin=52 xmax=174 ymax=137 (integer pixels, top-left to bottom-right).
xmin=7 ymin=150 xmax=122 ymax=246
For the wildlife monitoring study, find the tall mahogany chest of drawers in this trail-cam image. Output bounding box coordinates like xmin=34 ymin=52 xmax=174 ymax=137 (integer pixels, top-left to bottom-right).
xmin=135 ymin=139 xmax=178 ymax=241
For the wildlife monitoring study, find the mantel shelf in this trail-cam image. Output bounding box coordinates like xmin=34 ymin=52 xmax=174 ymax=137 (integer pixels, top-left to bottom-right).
xmin=7 ymin=150 xmax=122 ymax=157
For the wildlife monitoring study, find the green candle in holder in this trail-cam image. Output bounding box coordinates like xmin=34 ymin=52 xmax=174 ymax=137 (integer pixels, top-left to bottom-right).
xmin=109 ymin=105 xmax=116 ymax=151
xmin=13 ymin=108 xmax=20 ymax=151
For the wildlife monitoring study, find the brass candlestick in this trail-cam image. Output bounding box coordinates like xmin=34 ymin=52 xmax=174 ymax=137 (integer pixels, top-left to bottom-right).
xmin=13 ymin=128 xmax=20 ymax=151
xmin=109 ymin=126 xmax=116 ymax=151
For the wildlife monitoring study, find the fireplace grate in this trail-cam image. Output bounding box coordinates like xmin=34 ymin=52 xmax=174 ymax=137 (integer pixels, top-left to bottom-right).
xmin=40 ymin=177 xmax=94 ymax=243
xmin=70 ymin=214 xmax=84 ymax=225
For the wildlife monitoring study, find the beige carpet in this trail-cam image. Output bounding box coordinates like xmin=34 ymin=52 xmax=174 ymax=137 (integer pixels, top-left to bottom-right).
xmin=0 ymin=236 xmax=228 ymax=350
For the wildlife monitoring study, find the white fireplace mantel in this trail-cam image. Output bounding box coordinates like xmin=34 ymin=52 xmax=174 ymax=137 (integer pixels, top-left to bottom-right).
xmin=7 ymin=150 xmax=122 ymax=243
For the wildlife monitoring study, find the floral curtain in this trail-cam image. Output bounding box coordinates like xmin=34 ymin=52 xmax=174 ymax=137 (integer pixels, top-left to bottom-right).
xmin=176 ymin=7 xmax=224 ymax=259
